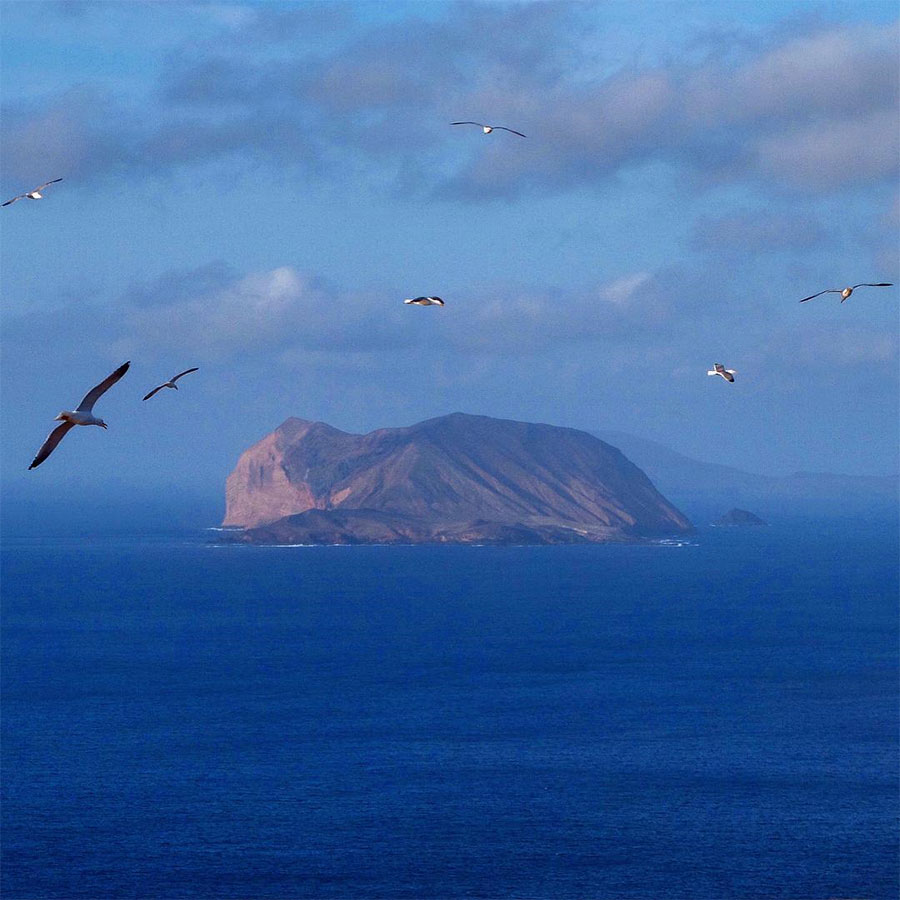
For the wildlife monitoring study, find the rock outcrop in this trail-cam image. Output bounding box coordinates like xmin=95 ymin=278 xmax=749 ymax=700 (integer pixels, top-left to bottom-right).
xmin=712 ymin=508 xmax=768 ymax=527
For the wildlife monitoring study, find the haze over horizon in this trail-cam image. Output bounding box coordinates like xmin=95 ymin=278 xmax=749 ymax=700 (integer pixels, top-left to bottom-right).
xmin=2 ymin=1 xmax=898 ymax=518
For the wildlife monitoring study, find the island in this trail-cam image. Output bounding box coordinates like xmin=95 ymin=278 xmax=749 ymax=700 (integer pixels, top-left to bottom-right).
xmin=712 ymin=508 xmax=768 ymax=527
xmin=220 ymin=412 xmax=693 ymax=545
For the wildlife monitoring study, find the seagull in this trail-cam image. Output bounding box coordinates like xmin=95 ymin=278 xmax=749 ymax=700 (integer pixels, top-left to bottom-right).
xmin=451 ymin=122 xmax=526 ymax=138
xmin=3 ymin=178 xmax=63 ymax=207
xmin=404 ymin=296 xmax=445 ymax=306
xmin=29 ymin=361 xmax=130 ymax=470
xmin=707 ymin=363 xmax=737 ymax=383
xmin=799 ymin=283 xmax=893 ymax=303
xmin=142 ymin=367 xmax=199 ymax=401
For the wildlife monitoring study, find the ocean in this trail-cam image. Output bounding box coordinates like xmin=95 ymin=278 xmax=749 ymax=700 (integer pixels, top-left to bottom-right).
xmin=2 ymin=522 xmax=897 ymax=898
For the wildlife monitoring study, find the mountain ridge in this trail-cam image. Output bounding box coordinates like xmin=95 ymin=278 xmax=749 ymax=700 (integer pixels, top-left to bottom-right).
xmin=595 ymin=430 xmax=898 ymax=519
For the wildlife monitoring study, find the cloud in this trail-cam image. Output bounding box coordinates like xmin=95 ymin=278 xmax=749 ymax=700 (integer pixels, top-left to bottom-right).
xmin=97 ymin=258 xmax=845 ymax=371
xmin=117 ymin=267 xmax=415 ymax=360
xmin=211 ymin=3 xmax=351 ymax=43
xmin=0 ymin=88 xmax=140 ymax=183
xmin=754 ymin=108 xmax=900 ymax=190
xmin=113 ymin=264 xmax=671 ymax=363
xmin=448 ymin=20 xmax=899 ymax=197
xmin=691 ymin=210 xmax=828 ymax=254
xmin=5 ymin=7 xmax=894 ymax=199
xmin=599 ymin=272 xmax=653 ymax=305
xmin=4 ymin=260 xmax=675 ymax=371
xmin=757 ymin=323 xmax=898 ymax=370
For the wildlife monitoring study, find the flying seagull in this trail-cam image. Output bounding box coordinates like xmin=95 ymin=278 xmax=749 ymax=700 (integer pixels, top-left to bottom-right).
xmin=143 ymin=367 xmax=199 ymax=401
xmin=29 ymin=361 xmax=130 ymax=470
xmin=404 ymin=296 xmax=445 ymax=306
xmin=3 ymin=178 xmax=63 ymax=207
xmin=799 ymin=283 xmax=893 ymax=303
xmin=451 ymin=122 xmax=526 ymax=138
xmin=707 ymin=363 xmax=737 ymax=383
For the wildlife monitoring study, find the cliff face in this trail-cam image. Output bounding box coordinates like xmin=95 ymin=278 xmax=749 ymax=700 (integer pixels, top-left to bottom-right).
xmin=224 ymin=412 xmax=692 ymax=543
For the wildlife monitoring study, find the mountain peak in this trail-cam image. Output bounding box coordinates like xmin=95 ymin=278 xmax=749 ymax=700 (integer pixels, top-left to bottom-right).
xmin=276 ymin=417 xmax=347 ymax=435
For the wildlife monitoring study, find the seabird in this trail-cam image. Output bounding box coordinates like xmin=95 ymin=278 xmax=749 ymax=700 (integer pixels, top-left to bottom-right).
xmin=29 ymin=361 xmax=130 ymax=470
xmin=143 ymin=367 xmax=199 ymax=401
xmin=404 ymin=296 xmax=445 ymax=306
xmin=799 ymin=283 xmax=893 ymax=303
xmin=3 ymin=178 xmax=63 ymax=207
xmin=451 ymin=122 xmax=526 ymax=138
xmin=707 ymin=363 xmax=736 ymax=383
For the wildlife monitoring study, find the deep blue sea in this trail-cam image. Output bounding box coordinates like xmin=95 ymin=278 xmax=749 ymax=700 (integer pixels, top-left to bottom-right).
xmin=2 ymin=522 xmax=898 ymax=899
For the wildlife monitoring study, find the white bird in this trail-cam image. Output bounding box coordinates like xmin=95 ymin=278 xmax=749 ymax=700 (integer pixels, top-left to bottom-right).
xmin=29 ymin=361 xmax=130 ymax=470
xmin=799 ymin=282 xmax=893 ymax=303
xmin=3 ymin=178 xmax=63 ymax=207
xmin=451 ymin=121 xmax=526 ymax=138
xmin=404 ymin=296 xmax=445 ymax=306
xmin=142 ymin=367 xmax=199 ymax=401
xmin=707 ymin=363 xmax=736 ymax=383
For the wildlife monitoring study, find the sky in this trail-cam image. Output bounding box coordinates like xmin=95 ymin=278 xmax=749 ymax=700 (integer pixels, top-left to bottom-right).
xmin=1 ymin=0 xmax=898 ymax=523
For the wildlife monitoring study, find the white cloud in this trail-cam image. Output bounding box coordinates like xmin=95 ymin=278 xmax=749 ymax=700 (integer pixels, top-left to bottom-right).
xmin=755 ymin=108 xmax=900 ymax=190
xmin=599 ymin=272 xmax=652 ymax=305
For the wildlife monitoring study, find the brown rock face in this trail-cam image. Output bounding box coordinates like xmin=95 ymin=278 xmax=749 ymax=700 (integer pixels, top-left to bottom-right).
xmin=224 ymin=418 xmax=353 ymax=528
xmin=223 ymin=412 xmax=692 ymax=542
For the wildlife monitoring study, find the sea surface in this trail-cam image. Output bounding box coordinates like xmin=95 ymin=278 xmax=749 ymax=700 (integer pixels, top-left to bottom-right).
xmin=2 ymin=522 xmax=898 ymax=899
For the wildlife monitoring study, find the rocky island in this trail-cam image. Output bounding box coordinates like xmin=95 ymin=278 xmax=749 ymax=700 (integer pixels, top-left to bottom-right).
xmin=712 ymin=508 xmax=768 ymax=527
xmin=221 ymin=413 xmax=693 ymax=545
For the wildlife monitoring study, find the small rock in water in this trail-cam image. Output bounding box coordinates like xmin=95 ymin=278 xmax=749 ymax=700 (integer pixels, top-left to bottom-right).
xmin=712 ymin=508 xmax=768 ymax=527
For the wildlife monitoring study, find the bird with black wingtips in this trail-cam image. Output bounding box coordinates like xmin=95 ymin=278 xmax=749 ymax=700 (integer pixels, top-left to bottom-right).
xmin=29 ymin=362 xmax=130 ymax=470
xmin=3 ymin=178 xmax=63 ymax=207
xmin=451 ymin=122 xmax=526 ymax=138
xmin=143 ymin=367 xmax=199 ymax=401
xmin=799 ymin=283 xmax=893 ymax=303
xmin=404 ymin=296 xmax=445 ymax=306
xmin=707 ymin=363 xmax=737 ymax=383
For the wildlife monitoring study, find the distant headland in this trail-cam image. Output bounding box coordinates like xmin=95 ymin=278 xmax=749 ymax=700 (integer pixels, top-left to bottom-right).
xmin=220 ymin=413 xmax=693 ymax=545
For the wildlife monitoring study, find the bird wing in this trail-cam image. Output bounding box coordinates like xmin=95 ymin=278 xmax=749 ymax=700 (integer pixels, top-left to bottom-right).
xmin=450 ymin=122 xmax=484 ymax=127
xmin=851 ymin=283 xmax=894 ymax=289
xmin=170 ymin=367 xmax=199 ymax=383
xmin=142 ymin=384 xmax=166 ymax=402
xmin=2 ymin=195 xmax=24 ymax=207
xmin=799 ymin=289 xmax=839 ymax=303
xmin=428 ymin=297 xmax=445 ymax=305
xmin=35 ymin=178 xmax=63 ymax=191
xmin=495 ymin=127 xmax=527 ymax=137
xmin=76 ymin=361 xmax=130 ymax=412
xmin=29 ymin=421 xmax=75 ymax=470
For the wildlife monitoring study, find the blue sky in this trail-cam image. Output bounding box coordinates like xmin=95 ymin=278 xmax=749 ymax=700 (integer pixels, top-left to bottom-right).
xmin=1 ymin=1 xmax=897 ymax=513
